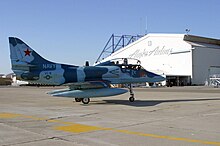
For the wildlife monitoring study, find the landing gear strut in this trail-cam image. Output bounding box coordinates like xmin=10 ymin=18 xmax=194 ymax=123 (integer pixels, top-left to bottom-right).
xmin=128 ymin=84 xmax=135 ymax=102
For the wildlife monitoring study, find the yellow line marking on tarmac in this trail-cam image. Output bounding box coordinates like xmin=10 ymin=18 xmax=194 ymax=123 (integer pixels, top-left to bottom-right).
xmin=113 ymin=129 xmax=220 ymax=146
xmin=54 ymin=124 xmax=109 ymax=133
xmin=1 ymin=112 xmax=220 ymax=146
xmin=0 ymin=113 xmax=21 ymax=118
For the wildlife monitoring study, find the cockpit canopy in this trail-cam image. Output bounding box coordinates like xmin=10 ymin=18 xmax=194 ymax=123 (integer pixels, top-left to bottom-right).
xmin=95 ymin=58 xmax=144 ymax=70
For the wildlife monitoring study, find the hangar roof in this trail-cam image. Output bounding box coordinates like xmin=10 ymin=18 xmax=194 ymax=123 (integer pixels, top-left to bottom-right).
xmin=186 ymin=41 xmax=220 ymax=49
xmin=184 ymin=35 xmax=220 ymax=46
xmin=184 ymin=35 xmax=220 ymax=49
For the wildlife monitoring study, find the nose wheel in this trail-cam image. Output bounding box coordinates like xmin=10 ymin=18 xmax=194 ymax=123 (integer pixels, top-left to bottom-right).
xmin=129 ymin=96 xmax=135 ymax=102
xmin=128 ymin=84 xmax=135 ymax=102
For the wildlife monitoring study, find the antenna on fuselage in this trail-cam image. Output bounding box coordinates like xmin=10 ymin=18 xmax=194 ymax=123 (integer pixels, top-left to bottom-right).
xmin=85 ymin=61 xmax=89 ymax=66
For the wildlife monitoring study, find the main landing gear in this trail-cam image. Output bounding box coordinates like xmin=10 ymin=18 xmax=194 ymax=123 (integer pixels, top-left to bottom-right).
xmin=128 ymin=84 xmax=135 ymax=102
xmin=75 ymin=98 xmax=90 ymax=104
xmin=75 ymin=98 xmax=82 ymax=102
xmin=75 ymin=84 xmax=135 ymax=104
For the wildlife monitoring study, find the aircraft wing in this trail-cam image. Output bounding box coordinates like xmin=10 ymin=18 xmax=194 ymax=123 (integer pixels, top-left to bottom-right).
xmin=66 ymin=81 xmax=110 ymax=90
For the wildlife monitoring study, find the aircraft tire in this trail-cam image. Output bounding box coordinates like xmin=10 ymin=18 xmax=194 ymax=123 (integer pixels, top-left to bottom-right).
xmin=82 ymin=98 xmax=90 ymax=104
xmin=75 ymin=98 xmax=82 ymax=102
xmin=129 ymin=97 xmax=135 ymax=102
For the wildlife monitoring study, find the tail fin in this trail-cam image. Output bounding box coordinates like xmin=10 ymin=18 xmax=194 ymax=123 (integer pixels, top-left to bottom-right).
xmin=9 ymin=37 xmax=53 ymax=72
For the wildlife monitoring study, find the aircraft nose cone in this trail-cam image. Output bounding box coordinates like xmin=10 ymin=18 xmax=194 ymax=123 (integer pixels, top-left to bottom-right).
xmin=154 ymin=75 xmax=166 ymax=82
xmin=145 ymin=71 xmax=165 ymax=81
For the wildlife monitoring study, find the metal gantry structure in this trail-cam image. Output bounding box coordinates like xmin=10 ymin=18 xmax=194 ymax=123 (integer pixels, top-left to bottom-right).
xmin=96 ymin=34 xmax=143 ymax=63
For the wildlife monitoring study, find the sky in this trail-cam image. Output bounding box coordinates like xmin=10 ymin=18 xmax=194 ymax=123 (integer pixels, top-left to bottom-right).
xmin=1 ymin=0 xmax=220 ymax=74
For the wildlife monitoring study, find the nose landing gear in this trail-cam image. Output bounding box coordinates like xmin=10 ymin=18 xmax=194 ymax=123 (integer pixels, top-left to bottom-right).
xmin=128 ymin=84 xmax=135 ymax=102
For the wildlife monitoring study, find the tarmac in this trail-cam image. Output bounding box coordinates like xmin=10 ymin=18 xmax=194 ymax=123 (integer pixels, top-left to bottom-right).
xmin=0 ymin=86 xmax=220 ymax=146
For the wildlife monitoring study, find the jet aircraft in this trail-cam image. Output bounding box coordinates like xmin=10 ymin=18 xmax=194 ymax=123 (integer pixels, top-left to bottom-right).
xmin=9 ymin=37 xmax=165 ymax=104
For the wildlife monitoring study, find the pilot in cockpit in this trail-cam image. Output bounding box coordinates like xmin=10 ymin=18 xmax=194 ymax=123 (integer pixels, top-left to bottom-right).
xmin=124 ymin=58 xmax=128 ymax=64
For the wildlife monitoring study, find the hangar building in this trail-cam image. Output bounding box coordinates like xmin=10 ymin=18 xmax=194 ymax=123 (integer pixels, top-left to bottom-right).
xmin=97 ymin=34 xmax=220 ymax=86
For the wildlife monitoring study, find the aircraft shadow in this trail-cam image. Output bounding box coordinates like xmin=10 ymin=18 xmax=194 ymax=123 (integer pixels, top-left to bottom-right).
xmin=95 ymin=98 xmax=220 ymax=107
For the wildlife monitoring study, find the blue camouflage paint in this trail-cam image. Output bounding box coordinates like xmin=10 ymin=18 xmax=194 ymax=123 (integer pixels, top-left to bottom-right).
xmin=61 ymin=64 xmax=78 ymax=83
xmin=84 ymin=66 xmax=108 ymax=81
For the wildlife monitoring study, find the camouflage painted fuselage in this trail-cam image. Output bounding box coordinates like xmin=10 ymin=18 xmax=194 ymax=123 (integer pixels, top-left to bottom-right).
xmin=16 ymin=63 xmax=163 ymax=86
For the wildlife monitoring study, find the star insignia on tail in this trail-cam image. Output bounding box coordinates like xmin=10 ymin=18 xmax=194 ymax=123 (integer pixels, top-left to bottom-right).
xmin=24 ymin=48 xmax=31 ymax=56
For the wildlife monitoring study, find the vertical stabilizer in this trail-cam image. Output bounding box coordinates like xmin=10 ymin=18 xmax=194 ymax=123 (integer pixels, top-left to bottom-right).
xmin=9 ymin=37 xmax=53 ymax=72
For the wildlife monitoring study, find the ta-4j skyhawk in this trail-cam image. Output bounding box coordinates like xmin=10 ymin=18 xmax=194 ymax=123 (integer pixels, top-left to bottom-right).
xmin=9 ymin=37 xmax=165 ymax=104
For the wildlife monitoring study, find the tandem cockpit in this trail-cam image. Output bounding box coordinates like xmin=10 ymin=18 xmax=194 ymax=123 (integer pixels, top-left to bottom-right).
xmin=95 ymin=58 xmax=165 ymax=84
xmin=95 ymin=58 xmax=144 ymax=71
